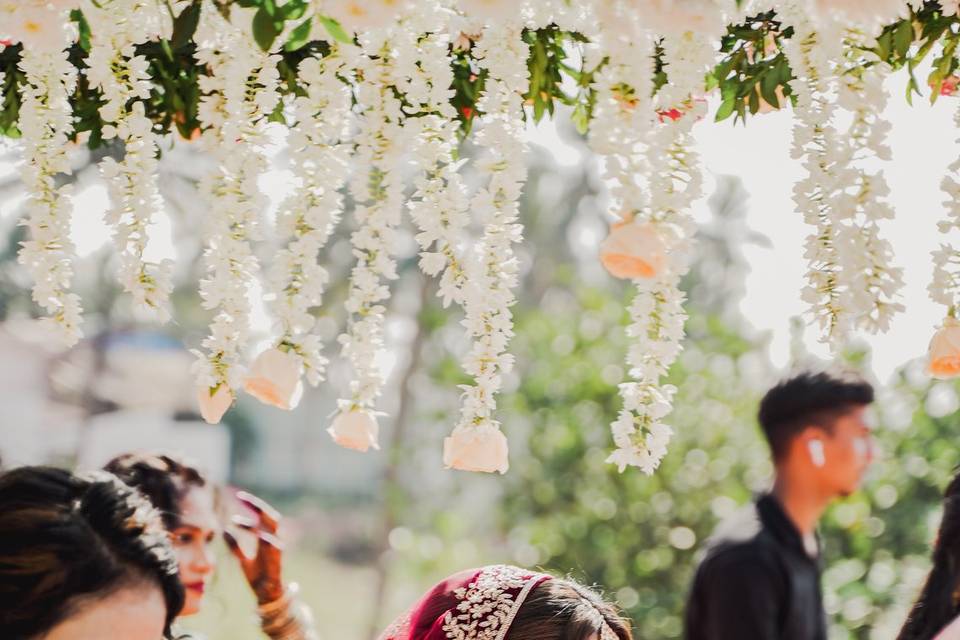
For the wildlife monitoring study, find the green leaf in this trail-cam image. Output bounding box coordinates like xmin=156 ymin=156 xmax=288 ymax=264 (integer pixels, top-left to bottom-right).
xmin=252 ymin=7 xmax=280 ymax=51
xmin=70 ymin=9 xmax=92 ymax=53
xmin=171 ymin=1 xmax=201 ymax=50
xmin=759 ymin=72 xmax=780 ymax=109
xmin=747 ymin=86 xmax=760 ymax=114
xmin=715 ymin=96 xmax=736 ymax=122
xmin=875 ymin=30 xmax=893 ymax=62
xmin=894 ymin=20 xmax=913 ymax=59
xmin=280 ymin=0 xmax=307 ymax=20
xmin=284 ymin=19 xmax=312 ymax=52
xmin=318 ymin=15 xmax=352 ymax=44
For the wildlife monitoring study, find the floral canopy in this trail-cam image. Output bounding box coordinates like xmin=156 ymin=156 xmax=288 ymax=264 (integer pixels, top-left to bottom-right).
xmin=1 ymin=0 xmax=958 ymax=474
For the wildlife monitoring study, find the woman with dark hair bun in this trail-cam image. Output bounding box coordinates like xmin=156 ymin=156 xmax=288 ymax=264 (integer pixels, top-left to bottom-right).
xmin=0 ymin=465 xmax=185 ymax=640
xmin=104 ymin=452 xmax=316 ymax=640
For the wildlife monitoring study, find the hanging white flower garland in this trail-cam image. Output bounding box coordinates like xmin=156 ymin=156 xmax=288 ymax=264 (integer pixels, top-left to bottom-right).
xmin=84 ymin=1 xmax=173 ymax=322
xmin=329 ymin=28 xmax=409 ymax=438
xmin=251 ymin=43 xmax=359 ymax=412
xmin=16 ymin=42 xmax=84 ymax=346
xmin=191 ymin=5 xmax=281 ymax=423
xmin=590 ymin=14 xmax=662 ymax=475
xmin=442 ymin=21 xmax=530 ymax=475
xmin=928 ymin=102 xmax=960 ymax=378
xmin=596 ymin=22 xmax=708 ymax=475
xmin=834 ymin=26 xmax=904 ymax=334
xmin=781 ymin=2 xmax=852 ymax=347
xmin=401 ymin=9 xmax=472 ymax=312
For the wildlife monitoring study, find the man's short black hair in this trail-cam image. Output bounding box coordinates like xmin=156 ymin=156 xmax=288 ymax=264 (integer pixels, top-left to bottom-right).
xmin=758 ymin=370 xmax=874 ymax=461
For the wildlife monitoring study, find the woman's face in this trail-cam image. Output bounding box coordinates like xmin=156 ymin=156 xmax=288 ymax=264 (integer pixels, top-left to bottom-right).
xmin=170 ymin=486 xmax=219 ymax=616
xmin=43 ymin=582 xmax=167 ymax=640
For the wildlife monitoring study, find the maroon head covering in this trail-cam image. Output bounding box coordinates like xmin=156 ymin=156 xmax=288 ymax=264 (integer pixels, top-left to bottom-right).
xmin=377 ymin=565 xmax=551 ymax=640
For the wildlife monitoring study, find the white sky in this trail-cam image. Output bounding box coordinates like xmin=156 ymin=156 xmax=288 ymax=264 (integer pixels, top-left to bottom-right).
xmin=4 ymin=67 xmax=955 ymax=383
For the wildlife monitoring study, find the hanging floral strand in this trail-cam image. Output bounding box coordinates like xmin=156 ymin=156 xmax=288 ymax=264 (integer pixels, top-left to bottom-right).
xmin=16 ymin=24 xmax=83 ymax=346
xmin=781 ymin=1 xmax=852 ymax=347
xmin=928 ymin=103 xmax=960 ymax=379
xmin=191 ymin=5 xmax=281 ymax=424
xmin=833 ymin=24 xmax=904 ymax=334
xmin=597 ymin=18 xmax=712 ymax=474
xmin=590 ymin=10 xmax=665 ymax=475
xmin=84 ymin=0 xmax=174 ymax=322
xmin=327 ymin=27 xmax=410 ymax=453
xmin=402 ymin=6 xmax=472 ymax=312
xmin=442 ymin=21 xmax=530 ymax=475
xmin=248 ymin=43 xmax=359 ymax=412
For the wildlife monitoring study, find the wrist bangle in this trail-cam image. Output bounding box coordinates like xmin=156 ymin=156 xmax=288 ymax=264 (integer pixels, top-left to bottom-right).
xmin=257 ymin=583 xmax=298 ymax=618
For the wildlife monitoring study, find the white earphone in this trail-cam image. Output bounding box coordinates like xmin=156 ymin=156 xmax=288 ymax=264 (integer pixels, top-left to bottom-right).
xmin=808 ymin=439 xmax=826 ymax=468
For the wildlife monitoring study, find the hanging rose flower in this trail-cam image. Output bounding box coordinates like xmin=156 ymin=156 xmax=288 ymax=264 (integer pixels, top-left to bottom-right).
xmin=327 ymin=407 xmax=380 ymax=452
xmin=928 ymin=317 xmax=960 ymax=379
xmin=244 ymin=347 xmax=304 ymax=410
xmin=443 ymin=423 xmax=509 ymax=474
xmin=600 ymin=219 xmax=668 ymax=280
xmin=197 ymin=385 xmax=233 ymax=425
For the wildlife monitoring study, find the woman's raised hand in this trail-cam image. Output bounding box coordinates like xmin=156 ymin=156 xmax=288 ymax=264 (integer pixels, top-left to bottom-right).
xmin=223 ymin=491 xmax=285 ymax=605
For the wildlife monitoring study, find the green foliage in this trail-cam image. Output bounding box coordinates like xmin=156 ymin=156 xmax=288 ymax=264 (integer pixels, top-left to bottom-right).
xmin=710 ymin=12 xmax=795 ymax=123
xmin=499 ymin=288 xmax=770 ymax=639
xmin=4 ymin=2 xmax=960 ymax=145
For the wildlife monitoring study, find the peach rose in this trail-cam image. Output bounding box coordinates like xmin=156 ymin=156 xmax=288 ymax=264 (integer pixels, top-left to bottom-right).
xmin=928 ymin=317 xmax=960 ymax=379
xmin=599 ymin=220 xmax=668 ymax=280
xmin=244 ymin=347 xmax=303 ymax=410
xmin=197 ymin=385 xmax=233 ymax=425
xmin=443 ymin=424 xmax=509 ymax=474
xmin=327 ymin=408 xmax=380 ymax=452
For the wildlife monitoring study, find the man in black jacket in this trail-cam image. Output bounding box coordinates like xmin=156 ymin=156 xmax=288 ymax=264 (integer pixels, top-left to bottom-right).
xmin=685 ymin=370 xmax=875 ymax=640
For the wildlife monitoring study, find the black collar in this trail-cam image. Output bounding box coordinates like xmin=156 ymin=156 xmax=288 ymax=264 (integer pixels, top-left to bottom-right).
xmin=756 ymin=493 xmax=819 ymax=561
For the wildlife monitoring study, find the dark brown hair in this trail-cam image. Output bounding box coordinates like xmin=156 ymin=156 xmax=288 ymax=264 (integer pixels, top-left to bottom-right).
xmin=758 ymin=369 xmax=874 ymax=461
xmin=104 ymin=452 xmax=207 ymax=530
xmin=0 ymin=466 xmax=185 ymax=639
xmin=509 ymin=578 xmax=633 ymax=640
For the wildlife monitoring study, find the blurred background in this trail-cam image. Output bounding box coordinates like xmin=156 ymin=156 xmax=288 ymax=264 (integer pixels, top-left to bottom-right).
xmin=1 ymin=76 xmax=958 ymax=639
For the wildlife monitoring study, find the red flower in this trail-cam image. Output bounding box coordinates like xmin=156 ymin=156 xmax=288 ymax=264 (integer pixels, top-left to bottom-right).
xmin=461 ymin=106 xmax=473 ymax=120
xmin=941 ymin=75 xmax=960 ymax=97
xmin=657 ymin=108 xmax=684 ymax=123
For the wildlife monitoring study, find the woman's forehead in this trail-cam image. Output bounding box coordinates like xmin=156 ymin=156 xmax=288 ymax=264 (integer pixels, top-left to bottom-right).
xmin=176 ymin=486 xmax=219 ymax=530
